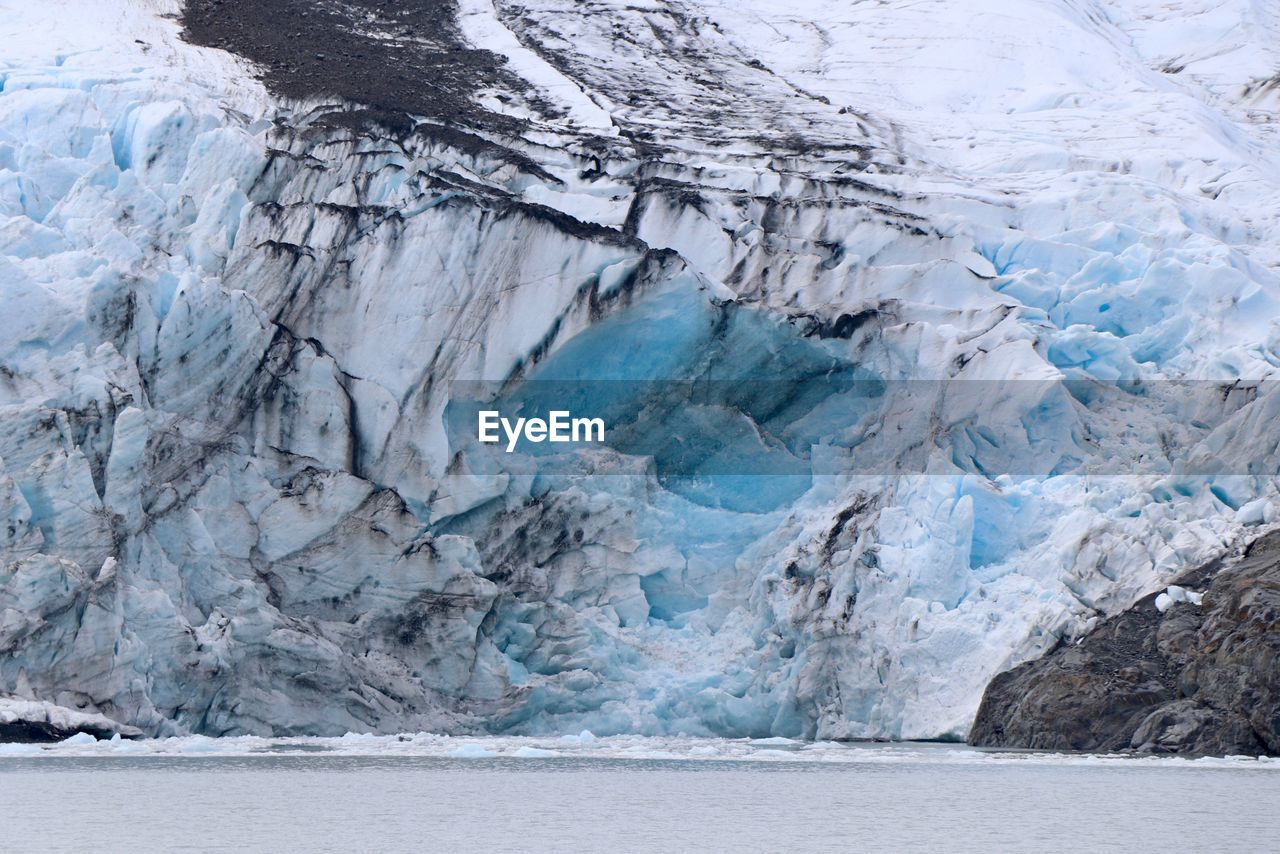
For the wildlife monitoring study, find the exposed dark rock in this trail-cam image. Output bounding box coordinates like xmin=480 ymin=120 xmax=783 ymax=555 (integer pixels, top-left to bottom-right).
xmin=0 ymin=720 xmax=102 ymax=744
xmin=969 ymin=530 xmax=1280 ymax=756
xmin=181 ymin=0 xmax=525 ymax=132
xmin=0 ymin=698 xmax=145 ymax=744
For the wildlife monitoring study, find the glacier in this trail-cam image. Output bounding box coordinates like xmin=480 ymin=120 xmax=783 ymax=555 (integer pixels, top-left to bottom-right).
xmin=1 ymin=0 xmax=1279 ymax=741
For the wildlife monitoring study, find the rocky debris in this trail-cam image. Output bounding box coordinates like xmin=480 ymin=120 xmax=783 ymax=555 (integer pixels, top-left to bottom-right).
xmin=969 ymin=531 xmax=1280 ymax=756
xmin=0 ymin=697 xmax=144 ymax=743
xmin=181 ymin=0 xmax=522 ymax=133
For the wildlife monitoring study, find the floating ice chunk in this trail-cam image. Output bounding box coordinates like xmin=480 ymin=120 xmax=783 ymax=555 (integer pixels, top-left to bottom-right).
xmin=59 ymin=732 xmax=97 ymax=746
xmin=512 ymin=746 xmax=558 ymax=758
xmin=176 ymin=736 xmax=224 ymax=754
xmin=0 ymin=743 xmax=41 ymax=755
xmin=448 ymin=743 xmax=497 ymax=758
xmin=753 ymin=749 xmax=801 ymax=760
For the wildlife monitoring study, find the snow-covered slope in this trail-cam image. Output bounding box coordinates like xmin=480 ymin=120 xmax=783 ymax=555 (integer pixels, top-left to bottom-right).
xmin=1 ymin=0 xmax=1278 ymax=739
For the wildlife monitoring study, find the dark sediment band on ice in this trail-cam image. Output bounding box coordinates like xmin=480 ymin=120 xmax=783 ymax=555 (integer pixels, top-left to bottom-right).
xmin=969 ymin=531 xmax=1280 ymax=757
xmin=181 ymin=0 xmax=523 ymax=132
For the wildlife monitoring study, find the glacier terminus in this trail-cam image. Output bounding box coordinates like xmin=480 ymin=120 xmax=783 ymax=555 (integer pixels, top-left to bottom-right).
xmin=1 ymin=0 xmax=1279 ymax=752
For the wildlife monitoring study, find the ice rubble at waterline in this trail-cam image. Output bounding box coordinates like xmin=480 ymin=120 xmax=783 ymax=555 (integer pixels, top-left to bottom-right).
xmin=5 ymin=730 xmax=1280 ymax=768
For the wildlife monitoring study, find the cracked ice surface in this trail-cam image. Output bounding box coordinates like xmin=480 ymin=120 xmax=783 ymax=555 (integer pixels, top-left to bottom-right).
xmin=1 ymin=0 xmax=1280 ymax=740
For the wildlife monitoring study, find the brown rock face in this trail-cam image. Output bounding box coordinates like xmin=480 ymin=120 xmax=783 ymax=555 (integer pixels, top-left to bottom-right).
xmin=969 ymin=531 xmax=1280 ymax=756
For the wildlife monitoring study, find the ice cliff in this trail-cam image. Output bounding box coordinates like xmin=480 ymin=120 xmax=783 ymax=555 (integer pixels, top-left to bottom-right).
xmin=1 ymin=0 xmax=1280 ymax=739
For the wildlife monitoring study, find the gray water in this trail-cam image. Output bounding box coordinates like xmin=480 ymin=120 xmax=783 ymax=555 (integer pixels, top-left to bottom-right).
xmin=2 ymin=750 xmax=1278 ymax=853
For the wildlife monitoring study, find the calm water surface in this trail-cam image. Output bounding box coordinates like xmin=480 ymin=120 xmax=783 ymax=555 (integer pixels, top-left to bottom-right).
xmin=1 ymin=746 xmax=1277 ymax=852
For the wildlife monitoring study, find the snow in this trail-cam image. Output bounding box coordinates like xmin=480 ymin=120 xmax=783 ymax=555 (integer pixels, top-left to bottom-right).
xmin=1155 ymin=584 xmax=1203 ymax=612
xmin=2 ymin=0 xmax=1280 ymax=743
xmin=455 ymin=0 xmax=616 ymax=132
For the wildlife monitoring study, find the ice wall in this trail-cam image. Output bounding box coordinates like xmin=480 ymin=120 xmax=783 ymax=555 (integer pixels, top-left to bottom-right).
xmin=1 ymin=0 xmax=1279 ymax=739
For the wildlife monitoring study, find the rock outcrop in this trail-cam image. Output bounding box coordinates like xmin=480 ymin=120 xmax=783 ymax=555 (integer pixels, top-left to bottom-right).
xmin=0 ymin=697 xmax=144 ymax=743
xmin=969 ymin=531 xmax=1280 ymax=756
